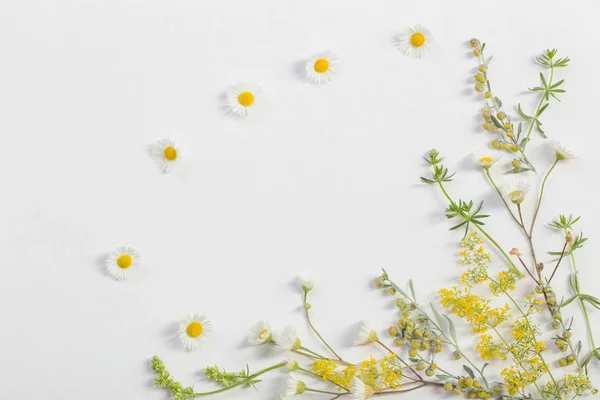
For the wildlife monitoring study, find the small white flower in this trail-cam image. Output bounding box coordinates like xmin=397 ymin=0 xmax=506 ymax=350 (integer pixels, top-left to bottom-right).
xmin=554 ymin=142 xmax=575 ymax=161
xmin=106 ymin=246 xmax=140 ymax=280
xmin=305 ymin=50 xmax=339 ymax=84
xmin=470 ymin=151 xmax=499 ymax=169
xmin=247 ymin=320 xmax=273 ymax=345
xmin=226 ymin=82 xmax=262 ymax=117
xmin=275 ymin=326 xmax=301 ymax=353
xmin=178 ymin=314 xmax=212 ymax=351
xmin=280 ymin=375 xmax=306 ymax=399
xmin=349 ymin=377 xmax=376 ymax=399
xmin=501 ymin=181 xmax=531 ymax=205
xmin=298 ymin=276 xmax=315 ymax=292
xmin=397 ymin=24 xmax=433 ymax=58
xmin=151 ymin=138 xmax=181 ymax=174
xmin=285 ymin=359 xmax=299 ymax=371
xmin=354 ymin=320 xmax=379 ymax=345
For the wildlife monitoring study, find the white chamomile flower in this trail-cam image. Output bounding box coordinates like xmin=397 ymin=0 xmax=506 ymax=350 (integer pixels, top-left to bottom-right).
xmin=554 ymin=142 xmax=575 ymax=161
xmin=275 ymin=326 xmax=302 ymax=353
xmin=247 ymin=320 xmax=273 ymax=345
xmin=501 ymin=181 xmax=531 ymax=205
xmin=298 ymin=276 xmax=315 ymax=292
xmin=471 ymin=151 xmax=499 ymax=169
xmin=178 ymin=314 xmax=212 ymax=351
xmin=106 ymin=246 xmax=140 ymax=280
xmin=349 ymin=377 xmax=376 ymax=399
xmin=151 ymin=138 xmax=180 ymax=174
xmin=397 ymin=24 xmax=433 ymax=59
xmin=285 ymin=359 xmax=299 ymax=371
xmin=281 ymin=375 xmax=306 ymax=399
xmin=354 ymin=320 xmax=379 ymax=345
xmin=305 ymin=50 xmax=339 ymax=84
xmin=226 ymin=82 xmax=262 ymax=117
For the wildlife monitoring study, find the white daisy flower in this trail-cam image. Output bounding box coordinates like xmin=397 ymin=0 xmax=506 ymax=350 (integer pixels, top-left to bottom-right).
xmin=470 ymin=151 xmax=499 ymax=169
xmin=178 ymin=314 xmax=212 ymax=351
xmin=280 ymin=375 xmax=306 ymax=399
xmin=285 ymin=359 xmax=299 ymax=371
xmin=247 ymin=320 xmax=273 ymax=345
xmin=501 ymin=181 xmax=531 ymax=205
xmin=151 ymin=138 xmax=180 ymax=174
xmin=305 ymin=50 xmax=339 ymax=84
xmin=275 ymin=326 xmax=302 ymax=353
xmin=354 ymin=320 xmax=378 ymax=345
xmin=554 ymin=142 xmax=575 ymax=161
xmin=298 ymin=276 xmax=315 ymax=292
xmin=226 ymin=82 xmax=262 ymax=117
xmin=349 ymin=377 xmax=376 ymax=399
xmin=106 ymin=246 xmax=140 ymax=280
xmin=397 ymin=24 xmax=433 ymax=58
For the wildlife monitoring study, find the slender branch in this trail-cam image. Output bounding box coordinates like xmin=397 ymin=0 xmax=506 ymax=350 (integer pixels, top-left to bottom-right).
xmin=547 ymin=241 xmax=568 ymax=283
xmin=304 ymin=291 xmax=344 ymax=361
xmin=376 ymin=340 xmax=422 ymax=380
xmin=517 ymin=255 xmax=540 ymax=284
xmin=193 ymin=362 xmax=286 ymax=396
xmin=529 ymin=160 xmax=558 ymax=237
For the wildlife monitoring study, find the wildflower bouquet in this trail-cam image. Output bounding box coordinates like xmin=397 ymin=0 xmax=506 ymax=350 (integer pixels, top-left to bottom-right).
xmin=150 ymin=40 xmax=599 ymax=400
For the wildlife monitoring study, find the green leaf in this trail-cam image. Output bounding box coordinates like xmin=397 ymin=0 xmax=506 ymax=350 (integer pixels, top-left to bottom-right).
xmin=535 ymin=121 xmax=546 ymax=137
xmin=408 ymin=279 xmax=416 ymax=301
xmin=490 ymin=115 xmax=504 ymax=129
xmin=517 ymin=104 xmax=531 ymax=119
xmin=443 ymin=315 xmax=457 ymax=342
xmin=550 ymin=79 xmax=564 ymax=88
xmin=436 ymin=374 xmax=452 ymax=381
xmin=463 ymin=365 xmax=475 ymax=379
xmin=536 ymin=103 xmax=550 ymax=117
xmin=494 ymin=97 xmax=502 ymax=108
xmin=506 ymin=167 xmax=531 ymax=174
xmin=430 ymin=302 xmax=446 ymax=334
xmin=561 ymin=295 xmax=578 ymax=307
xmin=529 ymin=86 xmax=545 ymax=92
xmin=540 ymin=72 xmax=548 ymax=88
xmin=420 ymin=177 xmax=435 ymax=184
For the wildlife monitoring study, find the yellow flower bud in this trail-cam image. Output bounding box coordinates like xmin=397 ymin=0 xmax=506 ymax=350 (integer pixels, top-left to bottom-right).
xmin=470 ymin=38 xmax=480 ymax=48
xmin=478 ymin=65 xmax=487 ymax=73
xmin=465 ymin=378 xmax=474 ymax=387
xmin=408 ymin=349 xmax=418 ymax=357
xmin=474 ymin=84 xmax=484 ymax=93
xmin=506 ymin=131 xmax=514 ymax=138
xmin=504 ymin=123 xmax=512 ymax=130
xmin=395 ymin=338 xmax=404 ymax=346
xmin=482 ymin=111 xmax=491 ymax=119
xmin=511 ymin=160 xmax=520 ymax=169
xmin=473 ymin=49 xmax=481 ymax=57
xmin=482 ymin=123 xmax=491 ymax=131
xmin=496 ymin=112 xmax=506 ymax=120
xmin=510 ymin=145 xmax=518 ymax=152
xmin=473 ymin=381 xmax=481 ymax=388
xmin=475 ymin=74 xmax=486 ymax=84
xmin=491 ymin=140 xmax=500 ymax=149
xmin=416 ymin=362 xmax=425 ymax=371
xmin=558 ymin=358 xmax=568 ymax=367
xmin=501 ymin=143 xmax=509 ymax=150
xmin=388 ymin=326 xmax=398 ymax=336
xmin=484 ymin=91 xmax=492 ymax=99
xmin=444 ymin=383 xmax=454 ymax=392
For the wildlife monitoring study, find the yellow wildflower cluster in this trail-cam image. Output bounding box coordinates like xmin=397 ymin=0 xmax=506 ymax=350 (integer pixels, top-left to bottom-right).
xmin=544 ymin=373 xmax=598 ymax=398
xmin=311 ymin=359 xmax=356 ymax=390
xmin=379 ymin=353 xmax=403 ymax=389
xmin=359 ymin=355 xmax=379 ymax=389
xmin=439 ymin=286 xmax=510 ymax=332
xmin=458 ymin=232 xmax=490 ymax=266
xmin=476 ymin=333 xmax=506 ymax=361
xmin=501 ymin=365 xmax=538 ymax=395
xmin=489 ymin=269 xmax=518 ymax=296
xmin=524 ymin=291 xmax=544 ymax=314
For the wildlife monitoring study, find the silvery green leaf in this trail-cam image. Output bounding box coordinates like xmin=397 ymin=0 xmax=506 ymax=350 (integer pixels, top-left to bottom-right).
xmin=408 ymin=280 xmax=416 ymax=301
xmin=463 ymin=365 xmax=475 ymax=379
xmin=430 ymin=303 xmax=446 ymax=334
xmin=443 ymin=315 xmax=457 ymax=342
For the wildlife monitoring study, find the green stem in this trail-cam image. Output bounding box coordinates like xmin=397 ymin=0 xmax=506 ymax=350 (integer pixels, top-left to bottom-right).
xmin=304 ymin=291 xmax=344 ymax=361
xmin=566 ymin=229 xmax=597 ymax=359
xmin=522 ymin=65 xmax=555 ymax=152
xmin=485 ymin=169 xmax=521 ymax=228
xmin=306 ymin=388 xmax=348 ymax=395
xmin=529 ymin=160 xmax=558 ymax=237
xmin=299 ymin=346 xmax=353 ymax=367
xmin=193 ymin=362 xmax=286 ymax=396
xmin=437 ymin=180 xmax=521 ymax=277
xmin=374 ymin=384 xmax=426 ymax=394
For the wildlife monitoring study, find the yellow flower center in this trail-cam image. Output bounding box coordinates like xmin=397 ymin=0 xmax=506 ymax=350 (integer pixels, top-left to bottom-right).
xmin=410 ymin=32 xmax=426 ymax=47
xmin=116 ymin=254 xmax=132 ymax=269
xmin=186 ymin=321 xmax=203 ymax=338
xmin=509 ymin=190 xmax=522 ymax=198
xmin=479 ymin=157 xmax=493 ymax=164
xmin=238 ymin=91 xmax=255 ymax=107
xmin=258 ymin=329 xmax=269 ymax=340
xmin=314 ymin=58 xmax=330 ymax=73
xmin=163 ymin=146 xmax=177 ymax=161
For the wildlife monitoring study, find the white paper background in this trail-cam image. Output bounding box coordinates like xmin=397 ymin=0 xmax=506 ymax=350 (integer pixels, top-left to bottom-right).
xmin=1 ymin=1 xmax=600 ymax=399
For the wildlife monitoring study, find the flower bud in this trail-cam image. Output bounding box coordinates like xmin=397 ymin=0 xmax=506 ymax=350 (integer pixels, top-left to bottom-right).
xmin=484 ymin=91 xmax=492 ymax=99
xmin=551 ymin=320 xmax=561 ymax=330
xmin=482 ymin=123 xmax=491 ymax=131
xmin=453 ymin=350 xmax=463 ymax=360
xmin=388 ymin=327 xmax=398 ymax=336
xmin=470 ymin=38 xmax=480 ymax=48
xmin=474 ymin=84 xmax=484 ymax=93
xmin=478 ymin=65 xmax=487 ymax=73
xmin=444 ymin=383 xmax=453 ymax=391
xmin=491 ymin=140 xmax=500 ymax=149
